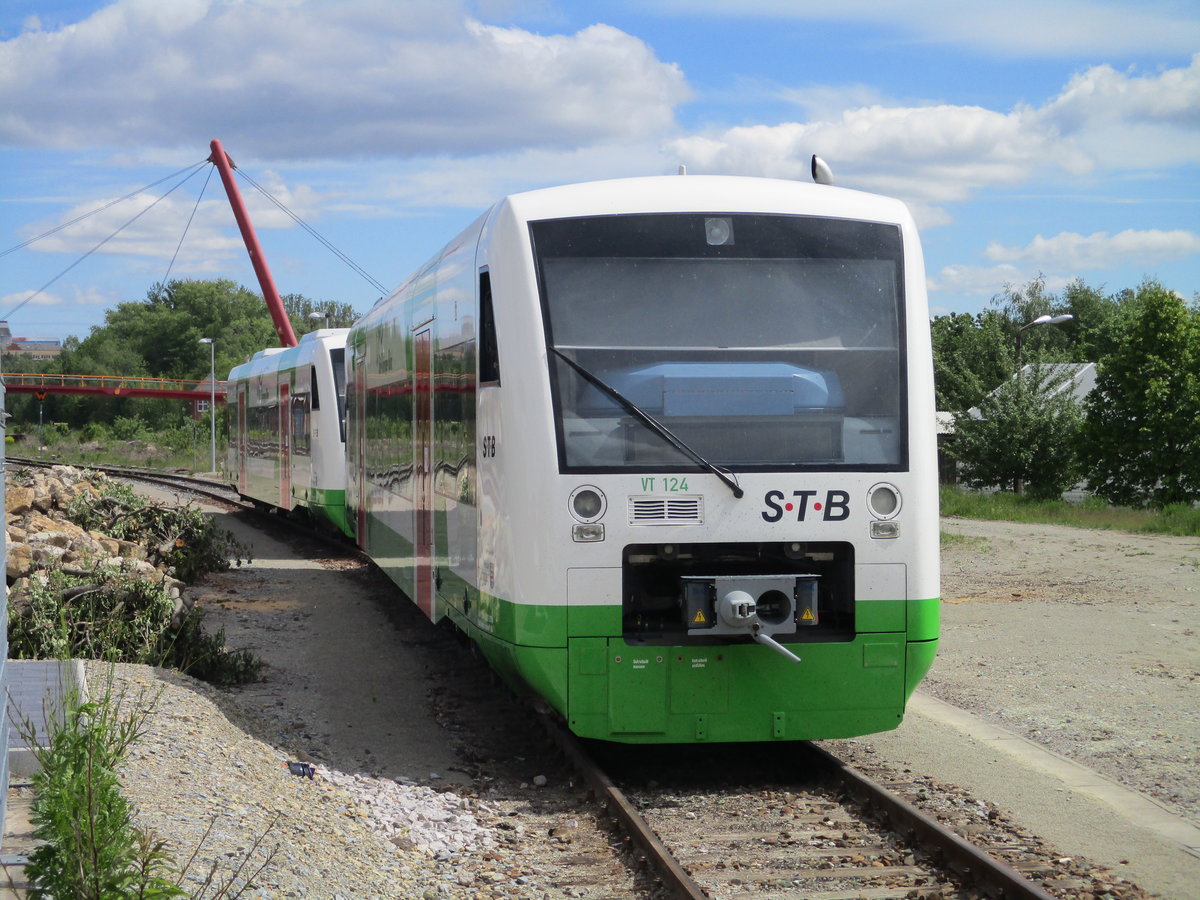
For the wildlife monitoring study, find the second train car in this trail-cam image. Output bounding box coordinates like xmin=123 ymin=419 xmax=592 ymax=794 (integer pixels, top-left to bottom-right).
xmin=344 ymin=173 xmax=940 ymax=743
xmin=226 ymin=328 xmax=351 ymax=535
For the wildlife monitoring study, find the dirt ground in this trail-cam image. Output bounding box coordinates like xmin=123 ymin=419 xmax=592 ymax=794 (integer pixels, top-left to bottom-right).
xmin=932 ymin=517 xmax=1200 ymax=825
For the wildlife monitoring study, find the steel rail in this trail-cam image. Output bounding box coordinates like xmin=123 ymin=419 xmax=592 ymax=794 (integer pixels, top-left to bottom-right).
xmin=538 ymin=716 xmax=710 ymax=900
xmin=805 ymin=742 xmax=1058 ymax=900
xmin=6 ymin=457 xmax=238 ymax=507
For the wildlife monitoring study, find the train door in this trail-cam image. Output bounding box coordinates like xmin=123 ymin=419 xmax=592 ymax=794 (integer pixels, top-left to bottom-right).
xmin=279 ymin=381 xmax=291 ymax=509
xmin=414 ymin=328 xmax=434 ymax=618
xmin=354 ymin=349 xmax=368 ymax=548
xmin=237 ymin=383 xmax=248 ymax=494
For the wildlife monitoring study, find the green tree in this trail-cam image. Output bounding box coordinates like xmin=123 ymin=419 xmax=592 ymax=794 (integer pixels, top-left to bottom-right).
xmin=282 ymin=293 xmax=360 ymax=335
xmin=1061 ymin=278 xmax=1122 ymax=361
xmin=949 ymin=363 xmax=1084 ymax=499
xmin=931 ymin=309 xmax=1014 ymax=411
xmin=1081 ymin=281 xmax=1200 ymax=507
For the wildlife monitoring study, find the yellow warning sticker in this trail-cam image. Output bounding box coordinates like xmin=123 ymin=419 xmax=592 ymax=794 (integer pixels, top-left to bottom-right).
xmin=800 ymin=608 xmax=815 ymax=621
xmin=692 ymin=609 xmax=708 ymax=624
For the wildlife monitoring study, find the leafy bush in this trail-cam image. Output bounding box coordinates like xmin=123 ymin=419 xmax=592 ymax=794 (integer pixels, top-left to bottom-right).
xmin=81 ymin=421 xmax=113 ymax=443
xmin=8 ymin=571 xmax=261 ymax=685
xmin=9 ymin=572 xmax=176 ymax=664
xmin=110 ymin=415 xmax=152 ymax=442
xmin=65 ymin=481 xmax=250 ymax=582
xmin=161 ymin=608 xmax=262 ymax=687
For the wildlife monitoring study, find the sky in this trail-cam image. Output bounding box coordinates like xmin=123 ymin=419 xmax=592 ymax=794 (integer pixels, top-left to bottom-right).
xmin=1 ymin=0 xmax=1198 ymax=344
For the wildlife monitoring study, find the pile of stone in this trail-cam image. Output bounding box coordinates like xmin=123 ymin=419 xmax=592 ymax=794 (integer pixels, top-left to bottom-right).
xmin=5 ymin=464 xmax=193 ymax=626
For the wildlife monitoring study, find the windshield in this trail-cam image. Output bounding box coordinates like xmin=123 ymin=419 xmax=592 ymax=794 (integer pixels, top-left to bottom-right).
xmin=533 ymin=213 xmax=907 ymax=473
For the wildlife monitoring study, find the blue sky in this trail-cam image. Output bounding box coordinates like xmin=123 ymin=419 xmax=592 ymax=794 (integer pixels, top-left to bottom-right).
xmin=1 ymin=0 xmax=1197 ymax=343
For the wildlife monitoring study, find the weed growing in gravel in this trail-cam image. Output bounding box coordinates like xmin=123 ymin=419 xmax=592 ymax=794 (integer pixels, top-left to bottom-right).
xmin=15 ymin=683 xmax=186 ymax=900
xmin=15 ymin=676 xmax=280 ymax=900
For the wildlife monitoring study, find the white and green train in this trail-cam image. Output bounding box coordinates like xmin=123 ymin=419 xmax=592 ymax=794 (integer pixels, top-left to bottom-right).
xmin=335 ymin=172 xmax=941 ymax=743
xmin=226 ymin=328 xmax=350 ymax=535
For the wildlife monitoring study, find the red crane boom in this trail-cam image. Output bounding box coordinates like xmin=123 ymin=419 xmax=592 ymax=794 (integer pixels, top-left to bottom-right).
xmin=208 ymin=138 xmax=297 ymax=348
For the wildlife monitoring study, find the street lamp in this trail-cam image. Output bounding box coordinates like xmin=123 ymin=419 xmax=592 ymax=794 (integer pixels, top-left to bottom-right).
xmin=198 ymin=338 xmax=216 ymax=473
xmin=309 ymin=310 xmax=329 ymax=330
xmin=1015 ymin=314 xmax=1074 ymax=367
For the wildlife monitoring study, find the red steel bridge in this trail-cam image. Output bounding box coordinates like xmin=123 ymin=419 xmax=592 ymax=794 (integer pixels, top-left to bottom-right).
xmin=2 ymin=373 xmax=226 ymax=402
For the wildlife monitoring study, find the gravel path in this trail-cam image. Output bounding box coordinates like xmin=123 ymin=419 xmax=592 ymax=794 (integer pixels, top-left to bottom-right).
xmin=932 ymin=517 xmax=1200 ymax=825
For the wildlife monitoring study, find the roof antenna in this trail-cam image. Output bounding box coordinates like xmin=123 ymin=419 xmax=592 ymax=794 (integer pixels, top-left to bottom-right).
xmin=811 ymin=155 xmax=834 ymax=185
xmin=678 ymin=164 xmax=687 ymax=175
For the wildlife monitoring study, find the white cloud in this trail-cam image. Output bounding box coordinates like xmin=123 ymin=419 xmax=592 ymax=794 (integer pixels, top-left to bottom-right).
xmin=986 ymin=229 xmax=1200 ymax=270
xmin=0 ymin=0 xmax=689 ymax=158
xmin=2 ymin=289 xmax=63 ymax=309
xmin=926 ymin=264 xmax=1076 ymax=302
xmin=666 ymin=103 xmax=1089 ymax=215
xmin=927 ymin=263 xmax=1025 ymax=297
xmin=650 ymin=0 xmax=1200 ymax=57
xmin=1034 ymin=54 xmax=1200 ymax=169
xmin=667 ymin=55 xmax=1199 ymax=223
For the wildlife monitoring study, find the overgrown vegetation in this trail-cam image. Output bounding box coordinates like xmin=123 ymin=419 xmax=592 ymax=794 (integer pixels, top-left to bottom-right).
xmin=16 ymin=686 xmax=185 ymax=900
xmin=7 ymin=477 xmax=260 ymax=686
xmin=8 ymin=570 xmax=260 ymax=687
xmin=14 ymin=680 xmax=280 ymax=900
xmin=939 ymin=486 xmax=1200 ymax=537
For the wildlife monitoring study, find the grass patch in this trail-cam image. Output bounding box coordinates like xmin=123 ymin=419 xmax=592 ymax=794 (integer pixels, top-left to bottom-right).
xmin=940 ymin=486 xmax=1200 ymax=536
xmin=939 ymin=531 xmax=990 ymax=551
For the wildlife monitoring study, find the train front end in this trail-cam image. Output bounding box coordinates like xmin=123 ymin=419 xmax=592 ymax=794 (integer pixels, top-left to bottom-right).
xmin=476 ymin=176 xmax=939 ymax=743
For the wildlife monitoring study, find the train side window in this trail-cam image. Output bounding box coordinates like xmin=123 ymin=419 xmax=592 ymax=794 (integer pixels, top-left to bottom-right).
xmin=479 ymin=270 xmax=500 ymax=385
xmin=310 ymin=365 xmax=321 ymax=410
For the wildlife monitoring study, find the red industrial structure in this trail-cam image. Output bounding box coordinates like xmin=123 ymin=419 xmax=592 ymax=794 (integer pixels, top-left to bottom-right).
xmin=3 ymin=138 xmax=301 ymax=402
xmin=208 ymin=138 xmax=297 ymax=349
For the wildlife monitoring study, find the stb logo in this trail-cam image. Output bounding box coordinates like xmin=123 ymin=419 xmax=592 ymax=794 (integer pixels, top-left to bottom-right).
xmin=761 ymin=490 xmax=850 ymax=523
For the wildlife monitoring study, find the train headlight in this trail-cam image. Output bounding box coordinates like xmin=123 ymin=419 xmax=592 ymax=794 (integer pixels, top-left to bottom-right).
xmin=705 ymin=216 xmax=733 ymax=246
xmin=867 ymin=482 xmax=901 ymax=519
xmin=569 ymin=485 xmax=606 ymax=523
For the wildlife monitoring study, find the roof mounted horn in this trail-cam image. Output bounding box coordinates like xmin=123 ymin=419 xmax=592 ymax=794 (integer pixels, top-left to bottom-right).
xmin=811 ymin=155 xmax=835 ymax=186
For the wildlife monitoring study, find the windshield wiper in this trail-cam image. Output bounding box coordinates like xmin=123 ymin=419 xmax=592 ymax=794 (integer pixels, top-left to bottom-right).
xmin=550 ymin=348 xmax=744 ymax=499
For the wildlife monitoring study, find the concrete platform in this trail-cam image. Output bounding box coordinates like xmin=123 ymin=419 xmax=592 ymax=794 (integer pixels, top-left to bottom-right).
xmin=829 ymin=689 xmax=1200 ymax=899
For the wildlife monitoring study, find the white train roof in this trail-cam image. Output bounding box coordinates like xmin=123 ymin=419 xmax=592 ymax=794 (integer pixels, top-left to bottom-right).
xmin=499 ymin=175 xmax=914 ymax=226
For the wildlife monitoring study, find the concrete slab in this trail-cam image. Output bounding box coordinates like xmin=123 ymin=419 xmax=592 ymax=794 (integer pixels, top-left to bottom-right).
xmin=5 ymin=659 xmax=85 ymax=779
xmin=829 ymin=689 xmax=1200 ymax=899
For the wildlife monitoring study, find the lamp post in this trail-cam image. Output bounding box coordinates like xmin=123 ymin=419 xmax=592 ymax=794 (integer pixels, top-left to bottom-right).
xmin=1015 ymin=314 xmax=1074 ymax=367
xmin=309 ymin=310 xmax=329 ymax=330
xmin=198 ymin=338 xmax=216 ymax=473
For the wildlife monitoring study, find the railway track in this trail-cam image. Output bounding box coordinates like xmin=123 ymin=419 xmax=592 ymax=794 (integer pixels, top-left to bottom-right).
xmin=546 ymin=729 xmax=1059 ymax=900
xmin=1 ymin=457 xmax=1085 ymax=899
xmin=7 ymin=455 xmax=240 ymax=506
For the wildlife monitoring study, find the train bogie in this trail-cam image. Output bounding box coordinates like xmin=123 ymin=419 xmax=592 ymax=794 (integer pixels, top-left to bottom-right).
xmin=346 ymin=174 xmax=939 ymax=743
